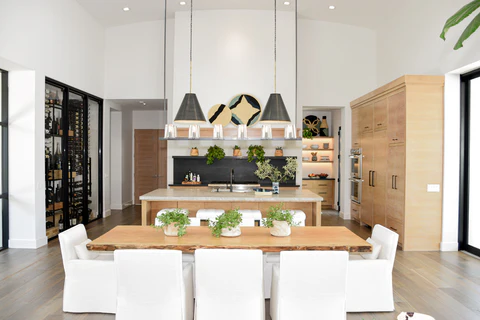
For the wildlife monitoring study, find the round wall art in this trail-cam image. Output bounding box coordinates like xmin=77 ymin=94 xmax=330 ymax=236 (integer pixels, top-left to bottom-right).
xmin=303 ymin=115 xmax=320 ymax=136
xmin=228 ymin=94 xmax=262 ymax=126
xmin=208 ymin=104 xmax=232 ymax=126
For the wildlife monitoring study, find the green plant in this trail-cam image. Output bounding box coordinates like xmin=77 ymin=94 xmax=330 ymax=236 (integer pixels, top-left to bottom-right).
xmin=261 ymin=203 xmax=298 ymax=228
xmin=234 ymin=145 xmax=240 ymax=150
xmin=440 ymin=0 xmax=480 ymax=50
xmin=275 ymin=146 xmax=283 ymax=150
xmin=192 ymin=147 xmax=198 ymax=149
xmin=247 ymin=145 xmax=265 ymax=163
xmin=302 ymin=129 xmax=313 ymax=140
xmin=254 ymin=157 xmax=297 ymax=183
xmin=154 ymin=209 xmax=191 ymax=237
xmin=205 ymin=145 xmax=225 ymax=165
xmin=209 ymin=209 xmax=243 ymax=237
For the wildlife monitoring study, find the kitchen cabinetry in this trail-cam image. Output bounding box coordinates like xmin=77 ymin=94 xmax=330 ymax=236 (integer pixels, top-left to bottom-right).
xmin=351 ymin=108 xmax=361 ymax=147
xmin=302 ymin=179 xmax=334 ymax=209
xmin=350 ymin=75 xmax=444 ymax=251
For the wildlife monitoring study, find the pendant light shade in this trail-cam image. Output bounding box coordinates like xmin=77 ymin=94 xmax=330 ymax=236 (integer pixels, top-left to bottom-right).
xmin=260 ymin=93 xmax=291 ymax=123
xmin=174 ymin=93 xmax=206 ymax=123
xmin=174 ymin=0 xmax=206 ymax=123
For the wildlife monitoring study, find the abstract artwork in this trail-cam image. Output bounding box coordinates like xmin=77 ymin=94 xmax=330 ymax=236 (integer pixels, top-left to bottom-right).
xmin=228 ymin=94 xmax=262 ymax=126
xmin=303 ymin=115 xmax=320 ymax=136
xmin=208 ymin=104 xmax=232 ymax=126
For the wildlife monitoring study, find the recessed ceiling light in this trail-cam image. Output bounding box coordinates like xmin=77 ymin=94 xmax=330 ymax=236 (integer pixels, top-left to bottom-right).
xmin=284 ymin=1 xmax=290 ymax=5
xmin=139 ymin=101 xmax=144 ymax=104
xmin=123 ymin=7 xmax=130 ymax=12
xmin=329 ymin=5 xmax=336 ymax=10
xmin=180 ymin=1 xmax=186 ymax=5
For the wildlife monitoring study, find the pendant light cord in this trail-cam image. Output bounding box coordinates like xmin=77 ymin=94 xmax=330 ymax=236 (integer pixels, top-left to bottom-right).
xmin=163 ymin=0 xmax=167 ymax=111
xmin=274 ymin=0 xmax=277 ymax=93
xmin=190 ymin=0 xmax=193 ymax=93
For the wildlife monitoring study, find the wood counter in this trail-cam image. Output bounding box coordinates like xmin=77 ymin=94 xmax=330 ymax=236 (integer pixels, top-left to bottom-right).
xmin=139 ymin=188 xmax=323 ymax=226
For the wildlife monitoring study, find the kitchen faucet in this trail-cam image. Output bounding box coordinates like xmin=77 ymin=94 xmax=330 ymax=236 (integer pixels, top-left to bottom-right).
xmin=230 ymin=168 xmax=235 ymax=192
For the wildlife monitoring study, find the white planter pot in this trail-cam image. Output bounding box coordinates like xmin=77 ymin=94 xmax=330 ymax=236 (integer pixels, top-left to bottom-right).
xmin=221 ymin=226 xmax=241 ymax=237
xmin=270 ymin=220 xmax=291 ymax=237
xmin=163 ymin=223 xmax=179 ymax=237
xmin=272 ymin=182 xmax=280 ymax=194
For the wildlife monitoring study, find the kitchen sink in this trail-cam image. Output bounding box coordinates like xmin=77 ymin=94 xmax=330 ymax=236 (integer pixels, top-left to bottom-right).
xmin=208 ymin=181 xmax=260 ymax=193
xmin=210 ymin=188 xmax=252 ymax=193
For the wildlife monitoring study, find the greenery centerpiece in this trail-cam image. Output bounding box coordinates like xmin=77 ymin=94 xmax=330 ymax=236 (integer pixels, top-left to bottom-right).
xmin=261 ymin=203 xmax=298 ymax=237
xmin=254 ymin=157 xmax=297 ymax=194
xmin=247 ymin=145 xmax=265 ymax=163
xmin=209 ymin=209 xmax=243 ymax=237
xmin=154 ymin=209 xmax=191 ymax=237
xmin=205 ymin=145 xmax=225 ymax=165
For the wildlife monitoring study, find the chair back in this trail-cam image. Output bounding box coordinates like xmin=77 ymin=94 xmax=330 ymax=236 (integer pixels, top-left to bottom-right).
xmin=194 ymin=249 xmax=264 ymax=320
xmin=114 ymin=249 xmax=186 ymax=320
xmin=58 ymin=224 xmax=88 ymax=270
xmin=278 ymin=251 xmax=348 ymax=320
xmin=189 ymin=217 xmax=201 ymax=226
xmin=371 ymin=224 xmax=399 ymax=269
xmin=240 ymin=218 xmax=255 ymax=226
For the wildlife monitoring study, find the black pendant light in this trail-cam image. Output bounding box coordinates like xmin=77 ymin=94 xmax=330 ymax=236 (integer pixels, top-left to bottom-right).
xmin=174 ymin=0 xmax=206 ymax=123
xmin=260 ymin=0 xmax=291 ymax=123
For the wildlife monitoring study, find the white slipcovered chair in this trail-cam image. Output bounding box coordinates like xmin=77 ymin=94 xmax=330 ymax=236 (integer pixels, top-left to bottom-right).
xmin=114 ymin=249 xmax=194 ymax=320
xmin=346 ymin=224 xmax=399 ymax=312
xmin=270 ymin=251 xmax=349 ymax=320
xmin=240 ymin=217 xmax=255 ymax=226
xmin=238 ymin=209 xmax=262 ymax=225
xmin=194 ymin=249 xmax=265 ymax=320
xmin=58 ymin=224 xmax=116 ymax=313
xmin=195 ymin=209 xmax=225 ymax=223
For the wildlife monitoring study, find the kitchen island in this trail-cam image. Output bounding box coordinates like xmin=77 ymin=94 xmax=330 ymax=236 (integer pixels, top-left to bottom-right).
xmin=140 ymin=188 xmax=323 ymax=226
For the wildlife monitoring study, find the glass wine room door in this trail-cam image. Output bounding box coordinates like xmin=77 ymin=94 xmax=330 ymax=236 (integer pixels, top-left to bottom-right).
xmin=460 ymin=70 xmax=480 ymax=257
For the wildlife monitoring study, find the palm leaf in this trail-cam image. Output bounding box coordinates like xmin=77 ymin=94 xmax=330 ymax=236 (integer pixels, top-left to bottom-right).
xmin=454 ymin=11 xmax=480 ymax=49
xmin=440 ymin=0 xmax=480 ymax=40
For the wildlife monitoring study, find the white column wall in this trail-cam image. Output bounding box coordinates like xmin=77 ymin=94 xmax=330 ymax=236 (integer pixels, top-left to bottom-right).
xmin=110 ymin=111 xmax=123 ymax=210
xmin=122 ymin=110 xmax=133 ymax=208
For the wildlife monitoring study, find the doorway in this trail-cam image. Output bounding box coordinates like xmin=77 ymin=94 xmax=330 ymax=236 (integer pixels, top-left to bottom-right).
xmin=460 ymin=68 xmax=480 ymax=257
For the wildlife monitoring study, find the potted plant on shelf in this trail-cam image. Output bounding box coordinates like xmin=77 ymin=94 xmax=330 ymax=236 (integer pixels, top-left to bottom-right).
xmin=247 ymin=145 xmax=265 ymax=163
xmin=233 ymin=145 xmax=242 ymax=157
xmin=302 ymin=129 xmax=313 ymax=140
xmin=275 ymin=146 xmax=283 ymax=157
xmin=262 ymin=203 xmax=298 ymax=237
xmin=190 ymin=147 xmax=199 ymax=156
xmin=254 ymin=157 xmax=297 ymax=194
xmin=205 ymin=145 xmax=225 ymax=165
xmin=209 ymin=209 xmax=243 ymax=237
xmin=154 ymin=209 xmax=191 ymax=237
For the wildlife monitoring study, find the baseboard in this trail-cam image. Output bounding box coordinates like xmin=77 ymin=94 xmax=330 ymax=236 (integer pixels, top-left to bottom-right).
xmin=103 ymin=209 xmax=112 ymax=218
xmin=9 ymin=236 xmax=48 ymax=249
xmin=122 ymin=200 xmax=133 ymax=209
xmin=339 ymin=210 xmax=350 ymax=220
xmin=110 ymin=203 xmax=123 ymax=210
xmin=440 ymin=241 xmax=459 ymax=252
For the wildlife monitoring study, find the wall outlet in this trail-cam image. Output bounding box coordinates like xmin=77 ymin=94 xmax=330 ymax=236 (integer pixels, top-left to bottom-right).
xmin=427 ymin=184 xmax=440 ymax=192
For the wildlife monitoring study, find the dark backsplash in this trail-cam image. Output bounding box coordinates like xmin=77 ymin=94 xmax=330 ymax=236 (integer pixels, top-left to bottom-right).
xmin=173 ymin=156 xmax=297 ymax=186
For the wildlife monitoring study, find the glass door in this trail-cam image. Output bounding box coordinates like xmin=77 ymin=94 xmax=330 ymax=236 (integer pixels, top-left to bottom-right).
xmin=460 ymin=69 xmax=480 ymax=256
xmin=87 ymin=98 xmax=102 ymax=222
xmin=0 ymin=70 xmax=7 ymax=249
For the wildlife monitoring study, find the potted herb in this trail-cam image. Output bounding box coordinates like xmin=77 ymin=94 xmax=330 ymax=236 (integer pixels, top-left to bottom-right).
xmin=262 ymin=203 xmax=298 ymax=237
xmin=233 ymin=145 xmax=242 ymax=157
xmin=205 ymin=145 xmax=225 ymax=165
xmin=274 ymin=146 xmax=283 ymax=157
xmin=254 ymin=157 xmax=297 ymax=194
xmin=154 ymin=209 xmax=191 ymax=237
xmin=190 ymin=147 xmax=199 ymax=156
xmin=247 ymin=145 xmax=265 ymax=163
xmin=303 ymin=129 xmax=313 ymax=140
xmin=209 ymin=209 xmax=243 ymax=237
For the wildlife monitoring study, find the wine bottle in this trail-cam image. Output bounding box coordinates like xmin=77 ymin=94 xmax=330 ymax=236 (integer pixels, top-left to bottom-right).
xmin=55 ymin=142 xmax=62 ymax=170
xmin=58 ymin=215 xmax=64 ymax=231
xmin=71 ymin=212 xmax=77 ymax=226
xmin=45 ymin=110 xmax=52 ymax=134
xmin=45 ymin=147 xmax=52 ymax=172
xmin=51 ymin=117 xmax=57 ymax=135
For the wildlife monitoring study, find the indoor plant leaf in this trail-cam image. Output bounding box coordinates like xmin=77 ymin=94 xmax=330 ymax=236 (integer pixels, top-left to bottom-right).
xmin=454 ymin=11 xmax=480 ymax=49
xmin=440 ymin=0 xmax=480 ymax=40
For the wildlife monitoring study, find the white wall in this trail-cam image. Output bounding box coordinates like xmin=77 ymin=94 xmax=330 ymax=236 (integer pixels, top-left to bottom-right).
xmin=122 ymin=110 xmax=133 ymax=207
xmin=297 ymin=19 xmax=377 ymax=218
xmin=110 ymin=111 xmax=123 ymax=209
xmin=0 ymin=0 xmax=105 ymax=248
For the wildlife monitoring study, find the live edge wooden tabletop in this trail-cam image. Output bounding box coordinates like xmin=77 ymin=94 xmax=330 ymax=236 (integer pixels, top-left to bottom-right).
xmin=87 ymin=226 xmax=372 ymax=253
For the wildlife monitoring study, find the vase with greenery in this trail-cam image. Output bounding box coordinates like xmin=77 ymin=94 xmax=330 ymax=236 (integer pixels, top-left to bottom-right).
xmin=247 ymin=145 xmax=265 ymax=163
xmin=254 ymin=157 xmax=297 ymax=194
xmin=302 ymin=129 xmax=313 ymax=140
xmin=440 ymin=0 xmax=480 ymax=50
xmin=209 ymin=209 xmax=243 ymax=237
xmin=205 ymin=145 xmax=225 ymax=165
xmin=233 ymin=145 xmax=242 ymax=157
xmin=154 ymin=209 xmax=191 ymax=237
xmin=261 ymin=203 xmax=298 ymax=237
xmin=190 ymin=146 xmax=199 ymax=156
xmin=274 ymin=146 xmax=283 ymax=157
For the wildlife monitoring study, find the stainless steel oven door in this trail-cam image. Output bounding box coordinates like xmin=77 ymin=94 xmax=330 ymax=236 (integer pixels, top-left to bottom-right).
xmin=350 ymin=178 xmax=362 ymax=204
xmin=350 ymin=155 xmax=363 ymax=179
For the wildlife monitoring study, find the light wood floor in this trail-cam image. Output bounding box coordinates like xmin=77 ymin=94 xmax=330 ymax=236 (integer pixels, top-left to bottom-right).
xmin=1 ymin=207 xmax=479 ymax=320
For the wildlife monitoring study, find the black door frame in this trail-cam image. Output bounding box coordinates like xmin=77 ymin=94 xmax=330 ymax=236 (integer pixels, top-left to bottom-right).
xmin=1 ymin=69 xmax=9 ymax=250
xmin=459 ymin=68 xmax=480 ymax=257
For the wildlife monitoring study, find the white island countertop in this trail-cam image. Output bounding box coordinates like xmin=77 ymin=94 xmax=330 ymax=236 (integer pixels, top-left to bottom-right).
xmin=139 ymin=188 xmax=323 ymax=202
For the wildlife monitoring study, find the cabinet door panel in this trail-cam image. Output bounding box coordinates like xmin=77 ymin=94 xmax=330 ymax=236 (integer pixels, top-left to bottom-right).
xmin=374 ymin=98 xmax=387 ymax=131
xmin=360 ymin=104 xmax=374 ymax=132
xmin=360 ymin=132 xmax=374 ymax=227
xmin=352 ymin=108 xmax=361 ymax=147
xmin=373 ymin=131 xmax=388 ymax=226
xmin=386 ymin=145 xmax=405 ymax=221
xmin=387 ymin=91 xmax=406 ymax=143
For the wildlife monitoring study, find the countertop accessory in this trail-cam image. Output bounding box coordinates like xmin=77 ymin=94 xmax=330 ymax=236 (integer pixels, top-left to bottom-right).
xmin=190 ymin=147 xmax=199 ymax=156
xmin=323 ymin=143 xmax=329 ymax=149
xmin=212 ymin=124 xmax=223 ymax=139
xmin=259 ymin=0 xmax=291 ymax=123
xmin=237 ymin=123 xmax=248 ymax=139
xmin=284 ymin=124 xmax=296 ymax=139
xmin=302 ymin=144 xmax=307 ymax=149
xmin=164 ymin=124 xmax=177 ymax=138
xmin=208 ymin=104 xmax=231 ymax=126
xmin=262 ymin=124 xmax=272 ymax=139
xmin=188 ymin=124 xmax=200 ymax=139
xmin=302 ymin=156 xmax=309 ymax=161
xmin=311 ymin=152 xmax=318 ymax=161
xmin=229 ymin=94 xmax=262 ymax=126
xmin=319 ymin=116 xmax=329 ymax=136
xmin=174 ymin=0 xmax=206 ymax=123
xmin=311 ymin=144 xmax=319 ymax=149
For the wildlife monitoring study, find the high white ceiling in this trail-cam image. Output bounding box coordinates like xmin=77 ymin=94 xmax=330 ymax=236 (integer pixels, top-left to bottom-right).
xmin=76 ymin=0 xmax=389 ymax=30
xmin=110 ymin=99 xmax=167 ymax=111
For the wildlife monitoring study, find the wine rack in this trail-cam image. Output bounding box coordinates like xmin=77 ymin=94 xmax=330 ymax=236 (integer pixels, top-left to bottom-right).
xmin=44 ymin=78 xmax=103 ymax=240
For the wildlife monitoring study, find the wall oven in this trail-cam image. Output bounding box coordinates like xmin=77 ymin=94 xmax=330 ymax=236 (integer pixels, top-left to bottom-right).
xmin=349 ymin=148 xmax=363 ymax=203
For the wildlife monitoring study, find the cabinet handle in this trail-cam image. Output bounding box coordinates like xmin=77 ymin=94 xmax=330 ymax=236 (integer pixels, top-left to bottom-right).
xmin=302 ymin=184 xmax=307 ymax=187
xmin=364 ymin=126 xmax=369 ymax=129
xmin=369 ymin=171 xmax=373 ymax=186
xmin=392 ymin=175 xmax=395 ymax=189
xmin=394 ymin=175 xmax=398 ymax=190
xmin=372 ymin=171 xmax=375 ymax=187
xmin=318 ymin=184 xmax=327 ymax=186
xmin=318 ymin=192 xmax=327 ymax=195
xmin=389 ymin=226 xmax=398 ymax=231
xmin=377 ymin=123 xmax=382 ymax=126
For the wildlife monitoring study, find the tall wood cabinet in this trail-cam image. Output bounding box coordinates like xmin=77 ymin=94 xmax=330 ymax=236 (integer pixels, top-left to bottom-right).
xmin=351 ymin=75 xmax=444 ymax=251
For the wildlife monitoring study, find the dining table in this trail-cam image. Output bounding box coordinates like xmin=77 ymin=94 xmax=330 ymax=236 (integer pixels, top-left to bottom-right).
xmin=87 ymin=226 xmax=372 ymax=253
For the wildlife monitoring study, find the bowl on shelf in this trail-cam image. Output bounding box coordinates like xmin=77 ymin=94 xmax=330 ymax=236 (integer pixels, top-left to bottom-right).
xmin=302 ymin=144 xmax=307 ymax=149
xmin=311 ymin=144 xmax=319 ymax=149
xmin=302 ymin=157 xmax=310 ymax=161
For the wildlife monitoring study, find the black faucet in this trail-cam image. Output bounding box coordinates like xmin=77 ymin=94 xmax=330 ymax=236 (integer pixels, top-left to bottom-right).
xmin=230 ymin=168 xmax=235 ymax=192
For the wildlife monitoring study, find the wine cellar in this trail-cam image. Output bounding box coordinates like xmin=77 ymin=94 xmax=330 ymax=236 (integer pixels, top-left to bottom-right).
xmin=45 ymin=78 xmax=103 ymax=239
